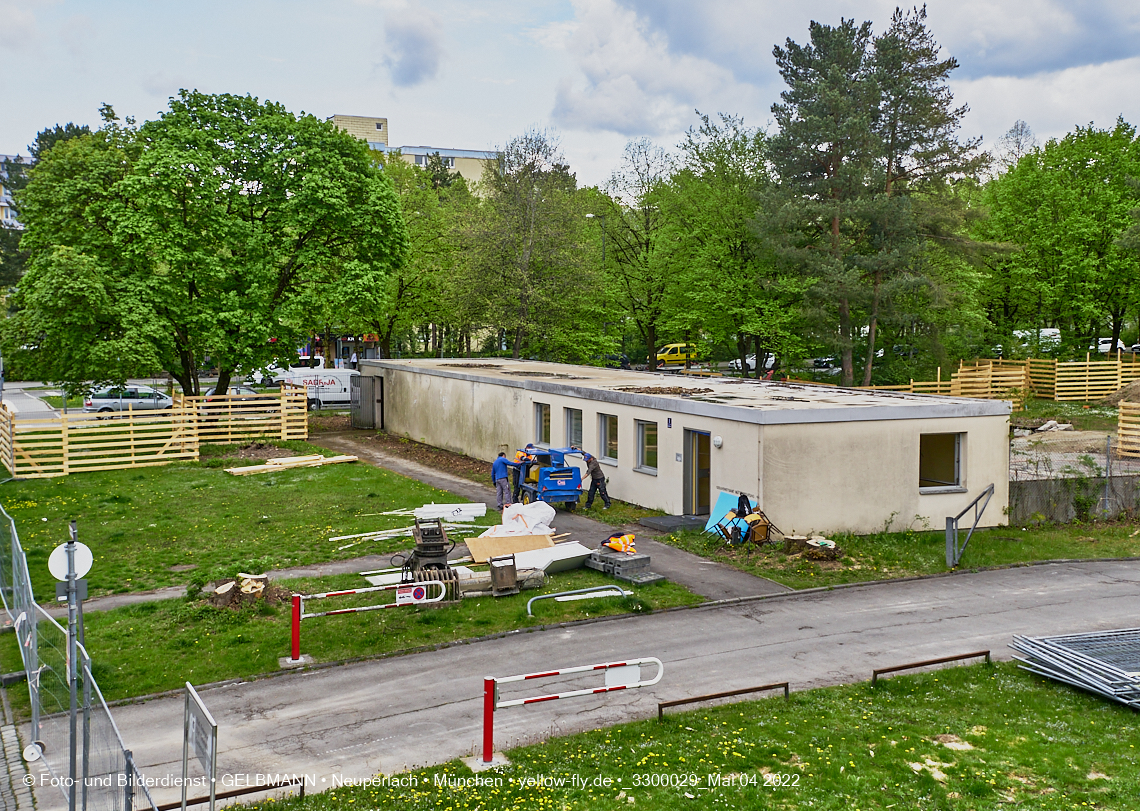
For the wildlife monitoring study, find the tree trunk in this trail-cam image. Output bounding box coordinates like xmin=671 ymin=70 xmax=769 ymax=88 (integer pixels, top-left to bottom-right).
xmin=736 ymin=333 xmax=750 ymax=378
xmin=862 ymin=271 xmax=883 ymax=387
xmin=323 ymin=326 xmax=333 ymax=368
xmin=647 ymin=324 xmax=657 ymax=369
xmin=214 ymin=368 xmax=233 ymax=397
xmin=753 ymin=334 xmax=766 ymax=380
xmin=839 ymin=296 xmax=854 ymax=387
xmin=512 ymin=327 xmax=523 ymax=359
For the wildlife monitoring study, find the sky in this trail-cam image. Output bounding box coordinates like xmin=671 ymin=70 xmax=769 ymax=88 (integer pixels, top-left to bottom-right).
xmin=3 ymin=0 xmax=1139 ymax=187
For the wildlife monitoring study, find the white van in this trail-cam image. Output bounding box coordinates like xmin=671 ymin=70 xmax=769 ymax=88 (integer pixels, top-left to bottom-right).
xmin=272 ymin=366 xmax=358 ymax=410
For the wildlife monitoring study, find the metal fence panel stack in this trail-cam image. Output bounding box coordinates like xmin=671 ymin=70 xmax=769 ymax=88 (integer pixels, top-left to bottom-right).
xmin=1011 ymin=628 xmax=1140 ymax=709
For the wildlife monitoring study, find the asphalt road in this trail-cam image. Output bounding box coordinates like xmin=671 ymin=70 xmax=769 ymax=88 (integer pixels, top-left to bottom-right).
xmin=29 ymin=557 xmax=1140 ymax=809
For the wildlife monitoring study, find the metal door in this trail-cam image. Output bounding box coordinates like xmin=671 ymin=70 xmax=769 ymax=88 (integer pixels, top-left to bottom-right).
xmin=350 ymin=375 xmax=376 ymax=429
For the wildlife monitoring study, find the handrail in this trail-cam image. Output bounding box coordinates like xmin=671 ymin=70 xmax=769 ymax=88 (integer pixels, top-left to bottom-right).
xmin=945 ymin=483 xmax=994 ymax=568
xmin=872 ymin=650 xmax=991 ymax=685
xmin=658 ymin=682 xmax=789 ymax=721
xmin=526 ymin=586 xmax=629 ymax=616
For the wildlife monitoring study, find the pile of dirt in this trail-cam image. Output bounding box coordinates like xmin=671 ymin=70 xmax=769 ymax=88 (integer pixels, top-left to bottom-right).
xmin=309 ymin=413 xmax=352 ymax=433
xmin=234 ymin=442 xmax=297 ymax=461
xmin=367 ymin=431 xmax=491 ymax=483
xmin=207 ymin=577 xmax=292 ymax=609
xmin=1099 ymin=379 xmax=1140 ymax=406
xmin=614 ymin=386 xmax=713 ymax=396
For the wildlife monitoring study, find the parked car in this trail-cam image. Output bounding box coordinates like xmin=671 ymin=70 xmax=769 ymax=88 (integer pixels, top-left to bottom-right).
xmin=1090 ymin=338 xmax=1127 ymax=353
xmin=655 ymin=343 xmax=699 ymax=366
xmin=203 ymin=385 xmax=268 ymax=401
xmin=728 ymin=354 xmax=776 ymax=372
xmin=83 ymin=385 xmax=173 ymax=413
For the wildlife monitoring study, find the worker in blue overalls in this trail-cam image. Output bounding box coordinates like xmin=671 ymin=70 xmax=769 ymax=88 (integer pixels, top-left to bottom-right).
xmin=492 ymin=451 xmax=513 ymax=511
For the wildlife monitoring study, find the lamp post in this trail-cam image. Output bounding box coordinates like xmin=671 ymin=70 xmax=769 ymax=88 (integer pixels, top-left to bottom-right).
xmin=585 ymin=213 xmax=606 ymax=268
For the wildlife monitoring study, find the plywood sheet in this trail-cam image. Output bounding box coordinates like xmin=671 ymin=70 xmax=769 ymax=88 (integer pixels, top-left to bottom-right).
xmin=466 ymin=533 xmax=554 ymax=564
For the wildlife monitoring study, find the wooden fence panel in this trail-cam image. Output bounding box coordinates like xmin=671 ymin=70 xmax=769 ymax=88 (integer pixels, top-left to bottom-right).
xmin=177 ymin=385 xmax=308 ymax=444
xmin=1118 ymin=402 xmax=1140 ymax=459
xmin=1056 ymin=360 xmax=1122 ymax=401
xmin=0 ymin=386 xmax=306 ymax=478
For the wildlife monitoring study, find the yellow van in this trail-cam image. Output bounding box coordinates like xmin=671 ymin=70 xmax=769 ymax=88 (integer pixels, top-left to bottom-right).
xmin=655 ymin=343 xmax=698 ymax=366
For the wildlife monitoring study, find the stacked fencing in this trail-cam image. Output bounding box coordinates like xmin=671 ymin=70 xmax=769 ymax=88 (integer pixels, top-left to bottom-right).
xmin=0 ymin=384 xmax=307 ymax=479
xmin=0 ymin=505 xmax=156 ymax=811
xmin=860 ymin=354 xmax=1140 ymax=406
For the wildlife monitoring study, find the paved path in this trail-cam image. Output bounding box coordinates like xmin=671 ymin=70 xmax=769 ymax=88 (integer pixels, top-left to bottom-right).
xmin=35 ymin=558 xmax=1139 ymax=810
xmin=311 ymin=431 xmax=790 ymax=601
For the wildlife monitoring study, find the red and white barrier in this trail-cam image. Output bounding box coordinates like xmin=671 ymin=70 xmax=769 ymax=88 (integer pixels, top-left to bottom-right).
xmin=288 ymin=581 xmax=445 ymax=662
xmin=482 ymin=657 xmax=663 ymax=763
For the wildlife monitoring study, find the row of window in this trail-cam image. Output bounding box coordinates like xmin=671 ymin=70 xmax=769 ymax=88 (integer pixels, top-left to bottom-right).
xmin=534 ymin=403 xmax=658 ymax=473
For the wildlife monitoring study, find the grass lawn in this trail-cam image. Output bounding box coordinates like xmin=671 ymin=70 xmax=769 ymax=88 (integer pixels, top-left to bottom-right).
xmin=1014 ymin=398 xmax=1118 ymax=432
xmin=0 ymin=570 xmax=700 ymax=707
xmin=39 ymin=394 xmax=86 ymax=409
xmin=236 ymin=661 xmax=1140 ymax=810
xmin=0 ymin=441 xmax=499 ymax=601
xmin=662 ymin=521 xmax=1140 ymax=590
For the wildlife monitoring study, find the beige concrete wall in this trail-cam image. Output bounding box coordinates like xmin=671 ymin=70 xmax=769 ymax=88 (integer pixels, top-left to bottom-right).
xmin=371 ymin=365 xmax=1009 ymax=534
xmin=761 ymin=416 xmax=1010 ymax=534
xmin=330 ymin=115 xmax=389 ymax=145
xmin=395 ymin=153 xmax=492 ymax=183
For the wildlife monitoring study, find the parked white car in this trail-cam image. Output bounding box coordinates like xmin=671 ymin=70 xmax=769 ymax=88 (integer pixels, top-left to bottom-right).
xmin=1090 ymin=338 xmax=1127 ymax=353
xmin=728 ymin=354 xmax=776 ymax=372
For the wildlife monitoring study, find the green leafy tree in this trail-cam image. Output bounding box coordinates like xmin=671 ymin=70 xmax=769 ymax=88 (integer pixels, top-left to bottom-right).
xmin=599 ymin=138 xmax=671 ymax=367
xmin=657 ymin=113 xmax=804 ymax=375
xmin=465 ymin=129 xmax=606 ymax=360
xmin=6 ymin=92 xmax=406 ymax=394
xmin=978 ymin=121 xmax=1140 ymax=350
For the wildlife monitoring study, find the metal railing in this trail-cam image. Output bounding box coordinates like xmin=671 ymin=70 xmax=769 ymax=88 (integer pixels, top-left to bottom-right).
xmin=945 ymin=483 xmax=995 ymax=568
xmin=0 ymin=504 xmax=157 ymax=810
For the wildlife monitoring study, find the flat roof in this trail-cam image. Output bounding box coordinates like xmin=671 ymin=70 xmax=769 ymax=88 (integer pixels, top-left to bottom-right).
xmin=362 ymin=359 xmax=1011 ymax=425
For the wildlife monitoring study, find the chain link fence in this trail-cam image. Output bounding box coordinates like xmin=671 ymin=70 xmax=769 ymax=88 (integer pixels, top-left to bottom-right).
xmin=0 ymin=504 xmax=156 ymax=811
xmin=1009 ymin=430 xmax=1140 ymax=523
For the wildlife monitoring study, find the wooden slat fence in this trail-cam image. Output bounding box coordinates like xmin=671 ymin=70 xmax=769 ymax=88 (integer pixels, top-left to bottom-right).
xmin=1118 ymin=402 xmax=1140 ymax=459
xmin=0 ymin=385 xmax=308 ymax=479
xmin=174 ymin=384 xmax=307 ymax=444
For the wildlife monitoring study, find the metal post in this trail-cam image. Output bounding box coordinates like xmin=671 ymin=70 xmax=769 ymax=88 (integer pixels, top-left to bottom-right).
xmin=67 ymin=520 xmax=78 ymax=811
xmin=482 ymin=677 xmax=495 ymax=763
xmin=123 ymin=750 xmax=134 ymax=811
xmin=181 ymin=691 xmax=189 ymax=811
xmin=1104 ymin=435 xmax=1112 ymax=517
xmin=291 ymin=595 xmax=302 ymax=661
xmin=945 ymin=516 xmax=955 ymax=569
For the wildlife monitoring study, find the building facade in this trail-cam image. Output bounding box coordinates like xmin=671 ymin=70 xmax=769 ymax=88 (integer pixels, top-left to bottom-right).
xmin=0 ymin=154 xmax=26 ymax=226
xmin=328 ymin=115 xmax=495 ymax=184
xmin=360 ymin=359 xmax=1012 ymax=536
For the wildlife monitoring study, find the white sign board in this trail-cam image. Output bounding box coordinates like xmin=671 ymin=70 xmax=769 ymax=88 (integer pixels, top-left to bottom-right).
xmin=48 ymin=542 xmax=93 ymax=581
xmin=395 ymin=584 xmax=430 ymax=605
xmin=183 ymin=682 xmax=218 ymax=811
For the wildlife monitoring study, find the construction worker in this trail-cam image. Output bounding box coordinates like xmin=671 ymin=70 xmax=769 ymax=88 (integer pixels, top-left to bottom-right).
xmin=492 ymin=451 xmax=512 ymax=510
xmin=580 ymin=450 xmax=612 ymax=510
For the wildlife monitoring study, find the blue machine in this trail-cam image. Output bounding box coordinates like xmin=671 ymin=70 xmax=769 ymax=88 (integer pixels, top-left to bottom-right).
xmin=513 ymin=446 xmax=584 ymax=509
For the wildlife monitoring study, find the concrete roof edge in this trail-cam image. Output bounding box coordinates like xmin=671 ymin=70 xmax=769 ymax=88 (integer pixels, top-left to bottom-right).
xmin=360 ymin=360 xmax=1012 ymax=424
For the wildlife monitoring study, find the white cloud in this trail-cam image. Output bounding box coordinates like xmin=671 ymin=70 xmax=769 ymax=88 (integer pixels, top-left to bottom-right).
xmin=550 ymin=0 xmax=757 ymax=137
xmin=383 ymin=4 xmax=445 ymax=87
xmin=0 ymin=0 xmax=48 ymax=49
xmin=954 ymin=56 xmax=1140 ymax=147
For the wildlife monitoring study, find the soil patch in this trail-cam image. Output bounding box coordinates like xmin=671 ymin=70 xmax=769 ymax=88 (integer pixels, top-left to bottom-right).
xmin=366 ymin=431 xmax=492 ymax=484
xmin=206 ymin=578 xmax=292 ymax=609
xmin=229 ymin=441 xmax=299 ymax=461
xmin=309 ymin=413 xmax=352 ymax=433
xmin=1099 ymin=379 xmax=1140 ymax=406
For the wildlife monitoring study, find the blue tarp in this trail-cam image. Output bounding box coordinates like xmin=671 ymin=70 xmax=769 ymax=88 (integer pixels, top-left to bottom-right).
xmin=704 ymin=491 xmax=757 ymax=534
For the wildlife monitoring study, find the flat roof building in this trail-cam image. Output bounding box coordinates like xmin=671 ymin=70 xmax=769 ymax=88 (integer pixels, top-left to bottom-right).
xmin=360 ymin=359 xmax=1012 ymax=535
xmin=328 ymin=115 xmax=494 ymax=184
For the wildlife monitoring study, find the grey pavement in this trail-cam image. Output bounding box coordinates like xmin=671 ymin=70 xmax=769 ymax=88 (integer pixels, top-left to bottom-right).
xmin=31 ymin=558 xmax=1140 ymax=810
xmin=311 ymin=431 xmax=791 ymax=600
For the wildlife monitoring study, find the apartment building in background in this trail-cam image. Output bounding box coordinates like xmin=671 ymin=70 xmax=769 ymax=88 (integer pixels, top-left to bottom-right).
xmin=329 ymin=115 xmax=495 ymax=184
xmin=0 ymin=154 xmax=26 ymax=227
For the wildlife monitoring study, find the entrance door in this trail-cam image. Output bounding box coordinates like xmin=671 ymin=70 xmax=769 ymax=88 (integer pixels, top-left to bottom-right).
xmin=683 ymin=429 xmax=712 ymax=516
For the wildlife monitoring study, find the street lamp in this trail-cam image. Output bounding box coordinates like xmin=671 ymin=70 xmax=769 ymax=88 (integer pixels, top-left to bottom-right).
xmin=585 ymin=213 xmax=606 ymax=268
